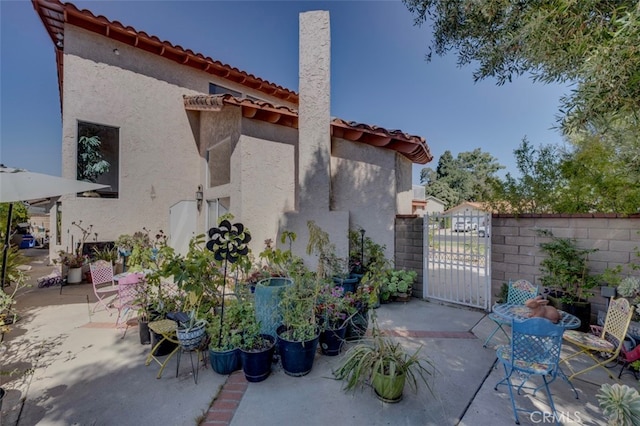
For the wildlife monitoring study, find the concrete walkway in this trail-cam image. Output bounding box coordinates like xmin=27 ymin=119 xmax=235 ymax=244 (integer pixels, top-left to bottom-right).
xmin=0 ymin=249 xmax=634 ymax=425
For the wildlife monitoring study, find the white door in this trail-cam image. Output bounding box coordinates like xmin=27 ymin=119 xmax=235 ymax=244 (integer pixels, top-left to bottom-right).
xmin=169 ymin=200 xmax=197 ymax=256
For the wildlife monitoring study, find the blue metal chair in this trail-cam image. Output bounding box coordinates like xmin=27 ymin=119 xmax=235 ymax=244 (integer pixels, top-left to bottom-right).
xmin=483 ymin=279 xmax=538 ymax=348
xmin=494 ymin=318 xmax=577 ymax=425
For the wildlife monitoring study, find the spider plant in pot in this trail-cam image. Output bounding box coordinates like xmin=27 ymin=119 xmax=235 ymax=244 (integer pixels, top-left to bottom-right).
xmin=277 ymin=271 xmax=321 ymax=376
xmin=333 ymin=318 xmax=435 ymax=403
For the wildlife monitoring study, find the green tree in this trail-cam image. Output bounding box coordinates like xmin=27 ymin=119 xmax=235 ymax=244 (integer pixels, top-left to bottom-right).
xmin=420 ymin=149 xmax=503 ymax=209
xmin=556 ymin=123 xmax=640 ymax=214
xmin=402 ymin=0 xmax=640 ymax=133
xmin=0 ymin=203 xmax=29 ymax=238
xmin=489 ymin=139 xmax=565 ymax=214
xmin=77 ymin=135 xmax=110 ymax=183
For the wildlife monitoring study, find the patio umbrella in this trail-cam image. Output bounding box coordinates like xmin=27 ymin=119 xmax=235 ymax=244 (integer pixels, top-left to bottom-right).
xmin=0 ymin=165 xmax=109 ymax=286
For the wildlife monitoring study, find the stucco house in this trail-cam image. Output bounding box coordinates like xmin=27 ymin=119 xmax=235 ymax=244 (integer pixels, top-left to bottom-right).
xmin=34 ymin=0 xmax=432 ymax=266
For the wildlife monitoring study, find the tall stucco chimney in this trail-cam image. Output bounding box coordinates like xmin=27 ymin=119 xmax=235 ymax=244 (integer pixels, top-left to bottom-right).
xmin=298 ymin=11 xmax=331 ymax=210
xmin=282 ymin=11 xmax=348 ymax=269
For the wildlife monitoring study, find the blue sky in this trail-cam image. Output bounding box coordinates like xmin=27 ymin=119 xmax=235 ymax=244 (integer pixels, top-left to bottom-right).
xmin=1 ymin=0 xmax=570 ymax=184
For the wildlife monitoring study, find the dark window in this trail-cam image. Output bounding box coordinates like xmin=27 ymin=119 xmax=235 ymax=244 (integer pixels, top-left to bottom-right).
xmin=209 ymin=83 xmax=241 ymax=98
xmin=77 ymin=121 xmax=119 ymax=198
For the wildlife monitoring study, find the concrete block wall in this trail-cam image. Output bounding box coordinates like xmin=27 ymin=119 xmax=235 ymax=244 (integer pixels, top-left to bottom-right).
xmin=491 ymin=213 xmax=640 ymax=321
xmin=394 ymin=215 xmax=424 ymax=297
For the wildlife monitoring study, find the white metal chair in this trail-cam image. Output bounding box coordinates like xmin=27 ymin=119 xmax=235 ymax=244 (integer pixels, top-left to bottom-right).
xmin=89 ymin=260 xmax=118 ymax=313
xmin=483 ymin=279 xmax=538 ymax=348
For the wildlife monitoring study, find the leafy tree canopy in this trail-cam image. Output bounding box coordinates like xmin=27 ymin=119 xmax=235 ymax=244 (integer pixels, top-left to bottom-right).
xmin=488 ymin=138 xmax=565 ymax=214
xmin=403 ymin=0 xmax=640 ymax=133
xmin=420 ymin=148 xmax=503 ymax=209
xmin=0 ymin=203 xmax=29 ymax=239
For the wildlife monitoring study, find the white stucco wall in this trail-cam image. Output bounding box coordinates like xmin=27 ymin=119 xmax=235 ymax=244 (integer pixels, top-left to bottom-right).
xmin=234 ymin=134 xmax=296 ymax=255
xmin=51 ymin=25 xmax=295 ymax=259
xmin=331 ymin=138 xmax=398 ymax=260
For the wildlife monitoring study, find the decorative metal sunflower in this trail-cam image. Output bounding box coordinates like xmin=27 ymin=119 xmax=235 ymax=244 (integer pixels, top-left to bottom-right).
xmin=206 ymin=220 xmax=251 ymax=262
xmin=206 ymin=220 xmax=251 ymax=347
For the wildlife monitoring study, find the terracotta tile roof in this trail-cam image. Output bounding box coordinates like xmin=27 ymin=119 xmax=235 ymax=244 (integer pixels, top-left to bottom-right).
xmin=184 ymin=95 xmax=432 ymax=164
xmin=33 ymin=0 xmax=432 ymax=164
xmin=32 ymin=0 xmax=298 ymax=106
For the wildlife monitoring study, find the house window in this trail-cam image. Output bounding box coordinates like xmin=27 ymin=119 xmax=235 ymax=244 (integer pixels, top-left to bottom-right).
xmin=209 ymin=83 xmax=241 ymax=98
xmin=77 ymin=121 xmax=119 ymax=198
xmin=206 ymin=138 xmax=231 ymax=188
xmin=207 ymin=198 xmax=230 ymax=229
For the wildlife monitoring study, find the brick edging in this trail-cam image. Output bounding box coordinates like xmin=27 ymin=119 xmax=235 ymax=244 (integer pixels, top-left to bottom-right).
xmin=202 ymin=370 xmax=248 ymax=425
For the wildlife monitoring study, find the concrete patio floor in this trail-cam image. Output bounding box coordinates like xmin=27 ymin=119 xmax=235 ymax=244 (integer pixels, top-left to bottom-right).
xmin=0 ymin=248 xmax=636 ymax=425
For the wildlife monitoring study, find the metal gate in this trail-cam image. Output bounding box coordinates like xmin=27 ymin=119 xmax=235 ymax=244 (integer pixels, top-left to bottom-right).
xmin=423 ymin=211 xmax=491 ymax=310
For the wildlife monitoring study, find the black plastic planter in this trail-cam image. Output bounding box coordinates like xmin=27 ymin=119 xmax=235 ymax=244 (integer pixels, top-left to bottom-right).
xmin=240 ymin=334 xmax=276 ymax=383
xmin=277 ymin=326 xmax=320 ymax=377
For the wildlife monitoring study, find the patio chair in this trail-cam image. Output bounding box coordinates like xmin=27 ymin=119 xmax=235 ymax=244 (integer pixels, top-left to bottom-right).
xmin=494 ymin=317 xmax=576 ymax=425
xmin=561 ymin=297 xmax=633 ymax=381
xmin=113 ymin=273 xmax=145 ymax=338
xmin=483 ymin=279 xmax=538 ymax=348
xmin=89 ymin=260 xmax=118 ymax=313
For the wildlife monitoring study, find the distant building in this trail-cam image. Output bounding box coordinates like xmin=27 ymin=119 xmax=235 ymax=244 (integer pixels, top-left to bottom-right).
xmin=411 ymin=186 xmax=445 ymax=216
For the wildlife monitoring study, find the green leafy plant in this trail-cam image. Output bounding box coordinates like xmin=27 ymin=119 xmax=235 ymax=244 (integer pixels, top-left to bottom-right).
xmin=77 ymin=135 xmax=110 ymax=183
xmin=158 ymin=234 xmax=222 ymax=327
xmin=388 ymin=269 xmax=417 ymax=294
xmin=0 ymin=243 xmax=27 ymax=331
xmin=235 ymin=299 xmax=273 ymax=352
xmin=91 ymin=245 xmax=118 ymax=263
xmin=333 ymin=320 xmax=435 ymax=397
xmin=307 ymin=221 xmax=337 ymax=279
xmin=358 ymin=238 xmax=391 ymax=304
xmin=279 ymin=272 xmax=319 ymax=342
xmin=536 ymin=229 xmax=600 ymax=303
xmin=207 ymin=298 xmax=247 ymax=351
xmin=315 ymin=283 xmax=357 ymax=330
xmin=55 ymin=250 xmax=86 ymax=268
xmin=597 ymin=383 xmax=640 ymax=426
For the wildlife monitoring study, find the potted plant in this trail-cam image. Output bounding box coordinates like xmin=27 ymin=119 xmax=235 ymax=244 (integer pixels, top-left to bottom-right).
xmin=333 ymin=320 xmax=435 ymax=403
xmin=159 ymin=234 xmax=224 ymax=351
xmin=316 ymin=283 xmax=356 ymax=356
xmin=597 ymin=383 xmax=640 ymax=426
xmin=237 ymin=299 xmax=276 ymax=383
xmin=207 ymin=298 xmax=246 ymax=374
xmin=388 ymin=269 xmax=417 ymax=302
xmin=254 ymin=233 xmax=299 ymax=338
xmin=344 ymin=285 xmax=373 ymax=340
xmin=56 ymin=250 xmax=86 ymax=284
xmin=536 ymin=229 xmax=600 ymax=331
xmin=277 ymin=272 xmax=321 ymax=376
xmin=358 ymin=239 xmax=390 ymax=306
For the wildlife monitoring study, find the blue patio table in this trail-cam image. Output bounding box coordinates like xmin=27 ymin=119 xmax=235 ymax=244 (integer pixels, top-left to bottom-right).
xmin=491 ymin=303 xmax=581 ymax=330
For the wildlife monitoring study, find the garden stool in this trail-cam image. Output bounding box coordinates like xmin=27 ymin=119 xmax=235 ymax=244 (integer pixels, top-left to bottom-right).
xmin=145 ymin=319 xmax=180 ymax=379
xmin=176 ymin=334 xmax=210 ymax=384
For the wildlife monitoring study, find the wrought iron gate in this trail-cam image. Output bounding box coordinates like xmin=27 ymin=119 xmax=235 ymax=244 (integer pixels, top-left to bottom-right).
xmin=423 ymin=211 xmax=491 ymax=310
